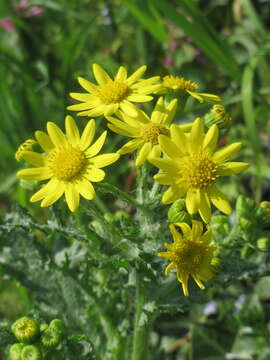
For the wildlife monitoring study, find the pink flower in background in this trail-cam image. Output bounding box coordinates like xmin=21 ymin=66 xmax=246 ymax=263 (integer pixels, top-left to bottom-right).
xmin=194 ymin=48 xmax=201 ymax=57
xmin=169 ymin=40 xmax=179 ymax=52
xmin=0 ymin=19 xmax=15 ymax=31
xmin=164 ymin=56 xmax=174 ymax=68
xmin=13 ymin=0 xmax=44 ymax=18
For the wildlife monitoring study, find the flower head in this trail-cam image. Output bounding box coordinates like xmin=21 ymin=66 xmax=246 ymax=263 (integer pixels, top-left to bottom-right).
xmin=159 ymin=75 xmax=221 ymax=103
xmin=11 ymin=317 xmax=39 ymax=343
xmin=150 ymin=117 xmax=249 ymax=222
xmin=16 ymin=116 xmax=119 ymax=212
xmin=158 ymin=221 xmax=216 ymax=296
xmin=67 ymin=64 xmax=160 ymax=118
xmin=106 ymin=97 xmax=177 ymax=166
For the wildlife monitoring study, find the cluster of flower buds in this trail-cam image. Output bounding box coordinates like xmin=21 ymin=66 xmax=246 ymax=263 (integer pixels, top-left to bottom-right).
xmin=9 ymin=316 xmax=66 ymax=360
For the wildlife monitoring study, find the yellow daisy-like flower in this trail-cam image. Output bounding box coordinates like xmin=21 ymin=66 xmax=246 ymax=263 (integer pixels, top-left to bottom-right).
xmin=159 ymin=75 xmax=221 ymax=103
xmin=67 ymin=64 xmax=160 ymax=118
xmin=16 ymin=116 xmax=119 ymax=212
xmin=150 ymin=117 xmax=249 ymax=222
xmin=158 ymin=221 xmax=216 ymax=296
xmin=15 ymin=139 xmax=37 ymax=162
xmin=106 ymin=97 xmax=178 ymax=166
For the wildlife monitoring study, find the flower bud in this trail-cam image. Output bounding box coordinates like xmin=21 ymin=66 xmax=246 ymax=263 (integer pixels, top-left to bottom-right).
xmin=204 ymin=105 xmax=232 ymax=129
xmin=259 ymin=201 xmax=270 ymax=224
xmin=41 ymin=328 xmax=62 ymax=348
xmin=21 ymin=345 xmax=42 ymax=360
xmin=8 ymin=343 xmax=24 ymax=360
xmin=236 ymin=196 xmax=256 ymax=219
xmin=49 ymin=319 xmax=66 ymax=335
xmin=168 ymin=199 xmax=191 ymax=224
xmin=256 ymin=236 xmax=270 ymax=252
xmin=15 ymin=139 xmax=37 ymax=162
xmin=39 ymin=323 xmax=48 ymax=332
xmin=11 ymin=317 xmax=39 ymax=343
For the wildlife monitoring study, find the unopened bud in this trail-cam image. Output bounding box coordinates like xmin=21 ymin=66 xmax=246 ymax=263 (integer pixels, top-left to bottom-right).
xmin=49 ymin=319 xmax=66 ymax=335
xmin=8 ymin=343 xmax=24 ymax=360
xmin=256 ymin=236 xmax=270 ymax=252
xmin=21 ymin=345 xmax=42 ymax=360
xmin=259 ymin=201 xmax=270 ymax=224
xmin=41 ymin=328 xmax=62 ymax=348
xmin=205 ymin=105 xmax=232 ymax=129
xmin=168 ymin=199 xmax=191 ymax=224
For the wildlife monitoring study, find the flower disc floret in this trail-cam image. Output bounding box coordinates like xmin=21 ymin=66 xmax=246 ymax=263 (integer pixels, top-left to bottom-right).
xmin=49 ymin=145 xmax=86 ymax=181
xmin=181 ymin=153 xmax=218 ymax=188
xmin=16 ymin=116 xmax=119 ymax=212
xmin=158 ymin=221 xmax=216 ymax=296
xmin=97 ymin=81 xmax=129 ymax=104
xmin=162 ymin=75 xmax=199 ymax=92
xmin=141 ymin=123 xmax=168 ymax=145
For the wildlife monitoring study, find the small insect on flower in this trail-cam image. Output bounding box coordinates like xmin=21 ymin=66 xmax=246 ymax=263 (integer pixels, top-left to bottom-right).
xmin=106 ymin=97 xmax=177 ymax=166
xmin=150 ymin=117 xmax=249 ymax=222
xmin=158 ymin=221 xmax=217 ymax=296
xmin=16 ymin=116 xmax=119 ymax=212
xmin=159 ymin=75 xmax=221 ymax=103
xmin=67 ymin=63 xmax=160 ymax=118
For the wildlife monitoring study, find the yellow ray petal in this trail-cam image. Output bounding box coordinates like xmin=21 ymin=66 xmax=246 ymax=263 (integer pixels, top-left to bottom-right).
xmin=200 ymin=228 xmax=212 ymax=246
xmin=149 ymin=157 xmax=179 ymax=173
xmin=69 ymin=92 xmax=97 ymax=103
xmin=187 ymin=90 xmax=221 ymax=103
xmin=176 ymin=270 xmax=189 ymax=296
xmin=104 ymin=104 xmax=119 ymax=116
xmin=30 ymin=178 xmax=59 ymax=202
xmin=164 ymin=263 xmax=175 ymax=276
xmin=175 ymin=222 xmax=191 ymax=238
xmin=186 ymin=188 xmax=200 ymax=215
xmin=85 ymin=131 xmax=107 ymax=157
xmin=85 ymin=168 xmax=105 ymax=182
xmin=158 ymin=135 xmax=184 ymax=158
xmin=203 ymin=124 xmax=219 ymax=154
xmin=119 ymin=101 xmax=138 ymax=117
xmin=77 ymin=77 xmax=97 ymax=93
xmin=191 ymin=220 xmax=204 ymax=239
xmin=67 ymin=102 xmax=94 ymax=111
xmin=65 ymin=183 xmax=80 ymax=212
xmin=212 ymin=142 xmax=242 ymax=163
xmin=153 ymin=173 xmax=176 ymax=185
xmin=162 ymin=184 xmax=187 ymax=204
xmin=151 ymin=97 xmax=165 ymax=124
xmin=163 ymin=98 xmax=178 ymax=125
xmin=107 ymin=116 xmax=139 ymax=136
xmin=35 ymin=131 xmax=54 ymax=153
xmin=192 ymin=276 xmax=205 ymax=290
xmin=17 ymin=168 xmax=51 ymax=181
xmin=65 ymin=115 xmax=80 ymax=144
xmin=127 ymin=94 xmax=153 ymax=102
xmin=217 ymin=162 xmax=249 ymax=176
xmin=170 ymin=125 xmax=188 ymax=153
xmin=127 ymin=65 xmax=147 ymax=85
xmin=41 ymin=186 xmax=64 ymax=207
xmin=208 ymin=185 xmax=232 ymax=215
xmin=47 ymin=122 xmax=66 ymax=147
xmin=20 ymin=151 xmax=45 ymax=167
xmin=169 ymin=224 xmax=182 ymax=242
xmin=114 ymin=66 xmax=127 ymax=81
xmin=90 ymin=153 xmax=119 ymax=168
xmin=79 ymin=119 xmax=95 ymax=151
xmin=135 ymin=142 xmax=152 ymax=166
xmin=92 ymin=63 xmax=112 ymax=85
xmin=77 ymin=179 xmax=95 ymax=200
xmin=190 ymin=117 xmax=204 ymax=153
xmin=117 ymin=138 xmax=144 ymax=155
xmin=198 ymin=189 xmax=211 ymax=223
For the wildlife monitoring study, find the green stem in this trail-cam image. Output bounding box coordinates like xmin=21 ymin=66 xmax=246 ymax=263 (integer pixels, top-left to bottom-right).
xmin=132 ymin=273 xmax=151 ymax=360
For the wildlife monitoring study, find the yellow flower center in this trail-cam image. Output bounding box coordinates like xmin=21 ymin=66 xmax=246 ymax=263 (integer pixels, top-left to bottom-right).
xmin=172 ymin=240 xmax=205 ymax=271
xmin=141 ymin=123 xmax=168 ymax=145
xmin=49 ymin=145 xmax=86 ymax=181
xmin=181 ymin=153 xmax=218 ymax=188
xmin=162 ymin=75 xmax=199 ymax=92
xmin=97 ymin=81 xmax=129 ymax=104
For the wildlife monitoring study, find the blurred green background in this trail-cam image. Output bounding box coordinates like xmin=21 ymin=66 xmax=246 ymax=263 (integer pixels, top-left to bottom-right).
xmin=1 ymin=0 xmax=270 ymax=358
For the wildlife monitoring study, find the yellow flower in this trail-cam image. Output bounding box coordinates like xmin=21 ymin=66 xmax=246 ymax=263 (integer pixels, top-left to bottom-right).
xmin=15 ymin=139 xmax=37 ymax=162
xmin=158 ymin=221 xmax=216 ymax=296
xmin=67 ymin=64 xmax=160 ymax=118
xmin=16 ymin=116 xmax=119 ymax=212
xmin=106 ymin=97 xmax=178 ymax=166
xmin=159 ymin=75 xmax=221 ymax=103
xmin=150 ymin=117 xmax=249 ymax=222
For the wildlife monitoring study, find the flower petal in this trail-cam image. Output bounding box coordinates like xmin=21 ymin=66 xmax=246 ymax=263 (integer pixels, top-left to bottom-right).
xmin=127 ymin=94 xmax=153 ymax=102
xmin=85 ymin=168 xmax=105 ymax=182
xmin=80 ymin=119 xmax=95 ymax=150
xmin=117 ymin=138 xmax=144 ymax=155
xmin=65 ymin=115 xmax=80 ymax=144
xmin=90 ymin=153 xmax=119 ymax=168
xmin=67 ymin=103 xmax=93 ymax=111
xmin=200 ymin=228 xmax=212 ymax=246
xmin=20 ymin=151 xmax=45 ymax=167
xmin=191 ymin=220 xmax=203 ymax=239
xmin=164 ymin=263 xmax=175 ymax=276
xmin=163 ymin=98 xmax=178 ymax=125
xmin=190 ymin=117 xmax=204 ymax=153
xmin=40 ymin=185 xmax=64 ymax=207
xmin=198 ymin=189 xmax=211 ymax=223
xmin=47 ymin=122 xmax=66 ymax=147
xmin=149 ymin=157 xmax=179 ymax=173
xmin=203 ymin=124 xmax=219 ymax=154
xmin=69 ymin=92 xmax=97 ymax=102
xmin=212 ymin=142 xmax=242 ymax=163
xmin=175 ymin=223 xmax=192 ymax=238
xmin=92 ymin=63 xmax=112 ymax=85
xmin=104 ymin=104 xmax=119 ymax=116
xmin=119 ymin=101 xmax=138 ymax=117
xmin=186 ymin=188 xmax=200 ymax=215
xmin=153 ymin=173 xmax=176 ymax=185
xmin=107 ymin=116 xmax=139 ymax=136
xmin=170 ymin=125 xmax=188 ymax=154
xmin=187 ymin=90 xmax=221 ymax=103
xmin=115 ymin=66 xmax=127 ymax=81
xmin=35 ymin=131 xmax=54 ymax=153
xmin=85 ymin=131 xmax=107 ymax=158
xmin=17 ymin=168 xmax=51 ymax=181
xmin=77 ymin=77 xmax=97 ymax=93
xmin=30 ymin=179 xmax=59 ymax=202
xmin=135 ymin=142 xmax=152 ymax=166
xmin=77 ymin=179 xmax=95 ymax=200
xmin=162 ymin=184 xmax=186 ymax=204
xmin=176 ymin=270 xmax=189 ymax=296
xmin=158 ymin=135 xmax=184 ymax=158
xmin=208 ymin=185 xmax=232 ymax=215
xmin=127 ymin=65 xmax=147 ymax=85
xmin=217 ymin=162 xmax=249 ymax=176
xmin=65 ymin=183 xmax=80 ymax=212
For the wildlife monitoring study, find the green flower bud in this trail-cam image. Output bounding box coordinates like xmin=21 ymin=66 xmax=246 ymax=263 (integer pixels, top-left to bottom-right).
xmin=239 ymin=218 xmax=252 ymax=232
xmin=21 ymin=345 xmax=42 ymax=360
xmin=236 ymin=196 xmax=256 ymax=219
xmin=8 ymin=343 xmax=24 ymax=360
xmin=49 ymin=319 xmax=66 ymax=335
xmin=256 ymin=237 xmax=270 ymax=252
xmin=259 ymin=201 xmax=270 ymax=224
xmin=12 ymin=317 xmax=39 ymax=343
xmin=168 ymin=199 xmax=191 ymax=224
xmin=210 ymin=258 xmax=221 ymax=273
xmin=40 ymin=323 xmax=48 ymax=332
xmin=41 ymin=328 xmax=62 ymax=348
